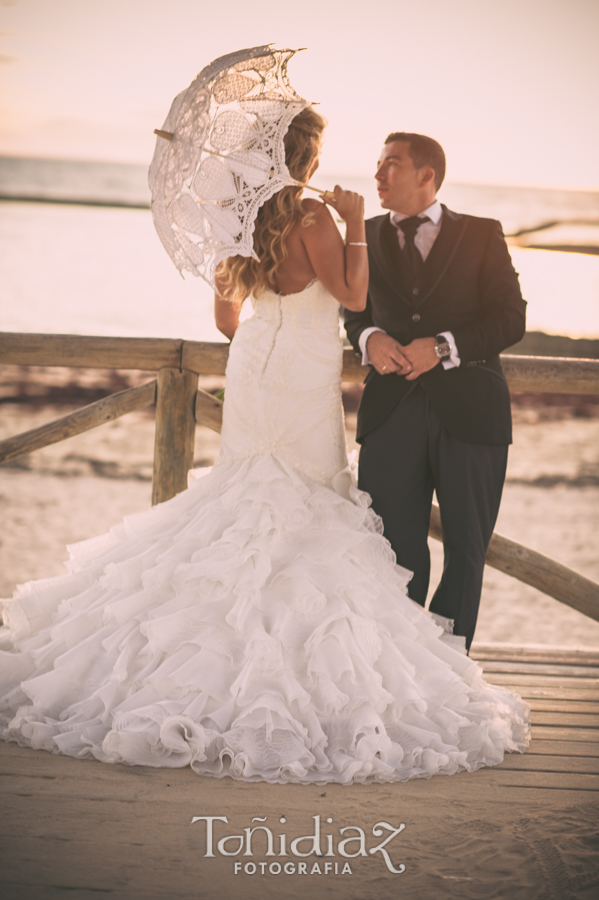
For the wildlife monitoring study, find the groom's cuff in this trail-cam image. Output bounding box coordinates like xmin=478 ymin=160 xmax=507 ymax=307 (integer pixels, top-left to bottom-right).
xmin=359 ymin=327 xmax=386 ymax=365
xmin=438 ymin=331 xmax=460 ymax=370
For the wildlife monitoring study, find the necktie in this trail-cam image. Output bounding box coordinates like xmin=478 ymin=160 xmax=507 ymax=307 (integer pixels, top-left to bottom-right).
xmin=396 ymin=215 xmax=430 ymax=277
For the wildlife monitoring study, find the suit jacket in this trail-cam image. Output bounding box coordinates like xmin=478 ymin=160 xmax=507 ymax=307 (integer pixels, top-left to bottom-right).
xmin=344 ymin=206 xmax=527 ymax=445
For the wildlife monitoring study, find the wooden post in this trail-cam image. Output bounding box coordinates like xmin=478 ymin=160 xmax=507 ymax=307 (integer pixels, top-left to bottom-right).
xmin=152 ymin=367 xmax=199 ymax=506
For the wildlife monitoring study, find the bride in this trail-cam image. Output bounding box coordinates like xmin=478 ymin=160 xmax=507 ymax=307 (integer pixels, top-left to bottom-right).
xmin=0 ymin=108 xmax=529 ymax=783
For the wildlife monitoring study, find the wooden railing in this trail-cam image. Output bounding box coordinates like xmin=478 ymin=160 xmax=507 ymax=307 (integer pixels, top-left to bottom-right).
xmin=1 ymin=330 xmax=599 ymax=623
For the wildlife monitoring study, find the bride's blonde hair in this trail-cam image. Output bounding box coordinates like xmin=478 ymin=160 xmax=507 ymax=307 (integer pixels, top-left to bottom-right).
xmin=216 ymin=106 xmax=326 ymax=301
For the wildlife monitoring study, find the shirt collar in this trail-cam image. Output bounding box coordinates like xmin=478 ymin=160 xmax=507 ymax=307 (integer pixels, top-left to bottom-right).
xmin=390 ymin=199 xmax=443 ymax=226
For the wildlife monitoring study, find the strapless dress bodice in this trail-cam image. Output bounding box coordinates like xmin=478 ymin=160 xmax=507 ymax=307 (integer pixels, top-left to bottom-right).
xmin=250 ymin=278 xmax=341 ymax=332
xmin=218 ymin=279 xmax=348 ymax=488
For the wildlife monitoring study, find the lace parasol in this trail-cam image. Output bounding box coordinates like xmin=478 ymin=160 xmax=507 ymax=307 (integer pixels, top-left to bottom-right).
xmin=148 ymin=44 xmax=313 ymax=288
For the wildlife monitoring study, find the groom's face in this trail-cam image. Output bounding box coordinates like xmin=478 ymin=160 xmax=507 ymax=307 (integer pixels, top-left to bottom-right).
xmin=375 ymin=141 xmax=422 ymax=213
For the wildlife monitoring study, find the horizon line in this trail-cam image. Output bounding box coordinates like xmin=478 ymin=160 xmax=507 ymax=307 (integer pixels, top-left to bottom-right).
xmin=0 ymin=153 xmax=598 ymax=196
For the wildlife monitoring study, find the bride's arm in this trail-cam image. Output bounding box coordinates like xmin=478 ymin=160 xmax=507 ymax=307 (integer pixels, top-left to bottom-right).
xmin=300 ymin=190 xmax=368 ymax=312
xmin=214 ymin=293 xmax=242 ymax=340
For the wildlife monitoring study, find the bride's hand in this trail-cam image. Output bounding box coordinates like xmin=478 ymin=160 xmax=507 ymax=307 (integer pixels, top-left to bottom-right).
xmin=300 ymin=187 xmax=368 ymax=312
xmin=323 ymin=185 xmax=364 ymax=223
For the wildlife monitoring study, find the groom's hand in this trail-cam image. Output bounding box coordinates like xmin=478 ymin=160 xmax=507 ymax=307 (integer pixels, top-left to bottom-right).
xmin=366 ymin=332 xmax=411 ymax=375
xmin=402 ymin=338 xmax=441 ymax=380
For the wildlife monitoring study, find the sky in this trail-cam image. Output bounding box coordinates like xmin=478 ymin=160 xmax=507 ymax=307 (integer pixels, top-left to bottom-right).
xmin=0 ymin=0 xmax=598 ymax=188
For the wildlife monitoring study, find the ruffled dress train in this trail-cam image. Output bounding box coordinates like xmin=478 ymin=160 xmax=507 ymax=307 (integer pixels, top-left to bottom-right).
xmin=0 ymin=280 xmax=530 ymax=783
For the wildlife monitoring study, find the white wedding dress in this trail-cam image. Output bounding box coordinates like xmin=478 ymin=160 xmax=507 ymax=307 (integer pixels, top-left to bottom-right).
xmin=0 ymin=280 xmax=530 ymax=783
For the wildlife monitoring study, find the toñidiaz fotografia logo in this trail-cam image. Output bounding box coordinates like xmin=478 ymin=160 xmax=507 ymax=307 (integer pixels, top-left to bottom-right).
xmin=190 ymin=814 xmax=406 ymax=876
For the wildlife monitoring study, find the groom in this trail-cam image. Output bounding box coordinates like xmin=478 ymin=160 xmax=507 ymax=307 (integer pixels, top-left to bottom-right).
xmin=345 ymin=132 xmax=526 ymax=651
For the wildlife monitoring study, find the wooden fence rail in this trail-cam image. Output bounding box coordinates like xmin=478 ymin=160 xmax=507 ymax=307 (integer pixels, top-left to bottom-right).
xmin=2 ymin=330 xmax=599 ymax=622
xmin=0 ymin=380 xmax=156 ymax=464
xmin=429 ymin=506 xmax=599 ymax=623
xmin=2 ymin=332 xmax=599 ymax=393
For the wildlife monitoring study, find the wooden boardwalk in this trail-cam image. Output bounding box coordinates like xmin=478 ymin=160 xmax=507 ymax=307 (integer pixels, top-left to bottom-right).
xmin=1 ymin=643 xmax=598 ymax=900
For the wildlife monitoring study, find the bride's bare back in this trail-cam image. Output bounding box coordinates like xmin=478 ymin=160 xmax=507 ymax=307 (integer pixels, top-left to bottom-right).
xmin=215 ymin=187 xmax=368 ymax=340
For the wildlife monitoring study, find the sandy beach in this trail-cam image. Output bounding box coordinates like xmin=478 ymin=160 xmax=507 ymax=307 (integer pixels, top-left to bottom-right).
xmin=1 ymin=367 xmax=598 ymax=647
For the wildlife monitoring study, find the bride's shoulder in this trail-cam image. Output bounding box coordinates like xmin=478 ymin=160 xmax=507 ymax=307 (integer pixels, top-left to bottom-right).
xmin=286 ymin=200 xmax=332 ymax=248
xmin=301 ymin=197 xmax=329 ymax=216
xmin=299 ymin=198 xmax=336 ymax=233
xmin=295 ymin=200 xmax=341 ymax=254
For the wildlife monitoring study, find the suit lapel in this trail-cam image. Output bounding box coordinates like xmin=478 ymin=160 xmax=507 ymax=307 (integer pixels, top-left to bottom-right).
xmin=367 ymin=215 xmax=413 ymax=305
xmin=414 ymin=205 xmax=468 ymax=309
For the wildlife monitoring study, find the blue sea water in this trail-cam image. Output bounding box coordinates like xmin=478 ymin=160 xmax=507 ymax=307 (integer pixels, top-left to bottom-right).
xmin=1 ymin=156 xmax=599 ymax=341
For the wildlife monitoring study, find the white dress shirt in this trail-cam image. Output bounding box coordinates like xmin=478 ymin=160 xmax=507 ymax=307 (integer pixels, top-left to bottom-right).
xmin=358 ymin=199 xmax=461 ymax=370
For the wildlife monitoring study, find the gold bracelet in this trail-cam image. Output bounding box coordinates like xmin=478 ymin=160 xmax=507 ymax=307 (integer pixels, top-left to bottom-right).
xmin=347 ymin=241 xmax=367 ymax=246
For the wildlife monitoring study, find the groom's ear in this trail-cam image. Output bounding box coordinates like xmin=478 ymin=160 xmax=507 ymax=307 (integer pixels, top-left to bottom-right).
xmin=418 ymin=166 xmax=436 ymax=187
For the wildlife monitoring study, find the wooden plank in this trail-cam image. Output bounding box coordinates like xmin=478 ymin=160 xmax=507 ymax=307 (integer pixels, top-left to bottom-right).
xmin=526 ymin=739 xmax=599 ymax=756
xmin=194 ymin=387 xmax=223 ymax=432
xmin=497 ymin=754 xmax=599 ymax=774
xmin=0 ymin=332 xmax=181 ymax=370
xmin=514 ymin=688 xmax=598 ymax=702
xmin=480 ymin=769 xmax=599 ymax=790
xmin=478 ymin=660 xmax=599 ymax=677
xmin=0 ymin=753 xmax=159 ymax=787
xmin=0 ymin=380 xmax=157 ymax=464
xmin=501 ymin=354 xmax=599 ymax=394
xmin=528 ymin=699 xmax=599 ymax=713
xmin=152 ymin=367 xmax=199 ymax=506
xmin=484 ymin=672 xmax=599 ymax=689
xmin=181 ymin=340 xmax=229 ymax=376
xmin=491 ymin=686 xmax=599 ymax=701
xmin=531 ymin=710 xmax=599 ymax=727
xmin=471 ymin=642 xmax=599 ymax=666
xmin=531 ymin=726 xmax=599 ymax=742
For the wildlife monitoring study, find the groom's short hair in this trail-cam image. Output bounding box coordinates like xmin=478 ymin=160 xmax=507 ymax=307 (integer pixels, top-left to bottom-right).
xmin=385 ymin=132 xmax=446 ymax=191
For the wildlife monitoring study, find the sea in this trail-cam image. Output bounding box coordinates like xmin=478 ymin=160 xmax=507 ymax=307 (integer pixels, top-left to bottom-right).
xmin=1 ymin=156 xmax=599 ymax=344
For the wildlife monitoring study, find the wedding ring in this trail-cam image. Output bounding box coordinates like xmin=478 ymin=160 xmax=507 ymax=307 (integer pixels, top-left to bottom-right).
xmin=381 ymin=365 xmax=387 ymax=371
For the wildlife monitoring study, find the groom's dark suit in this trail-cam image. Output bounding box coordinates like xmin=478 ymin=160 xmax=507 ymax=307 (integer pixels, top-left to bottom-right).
xmin=345 ymin=205 xmax=526 ymax=649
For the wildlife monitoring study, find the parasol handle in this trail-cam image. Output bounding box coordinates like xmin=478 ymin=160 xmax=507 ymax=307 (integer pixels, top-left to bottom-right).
xmin=294 ymin=180 xmax=325 ymax=193
xmin=293 ymin=181 xmax=335 ymax=202
xmin=154 ymin=129 xmax=174 ymax=141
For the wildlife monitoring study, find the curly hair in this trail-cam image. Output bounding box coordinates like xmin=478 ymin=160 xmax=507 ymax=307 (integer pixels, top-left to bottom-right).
xmin=216 ymin=106 xmax=326 ymax=301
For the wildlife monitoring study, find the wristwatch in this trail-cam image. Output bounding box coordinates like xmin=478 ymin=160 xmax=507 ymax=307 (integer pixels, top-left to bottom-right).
xmin=434 ymin=335 xmax=453 ymax=361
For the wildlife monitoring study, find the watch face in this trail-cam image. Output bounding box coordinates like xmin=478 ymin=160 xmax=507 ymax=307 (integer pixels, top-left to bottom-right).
xmin=435 ymin=341 xmax=452 ymax=359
